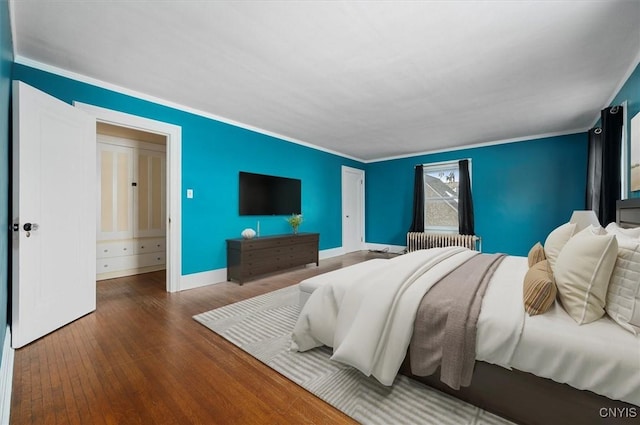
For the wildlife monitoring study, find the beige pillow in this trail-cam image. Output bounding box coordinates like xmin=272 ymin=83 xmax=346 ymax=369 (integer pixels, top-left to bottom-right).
xmin=544 ymin=222 xmax=576 ymax=271
xmin=527 ymin=242 xmax=546 ymax=267
xmin=523 ymin=260 xmax=556 ymax=316
xmin=554 ymin=228 xmax=618 ymax=324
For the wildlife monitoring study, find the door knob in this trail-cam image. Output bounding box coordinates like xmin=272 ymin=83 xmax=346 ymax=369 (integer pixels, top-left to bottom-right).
xmin=23 ymin=222 xmax=38 ymax=237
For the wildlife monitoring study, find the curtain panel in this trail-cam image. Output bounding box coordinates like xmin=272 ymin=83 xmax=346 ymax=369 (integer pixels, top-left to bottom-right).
xmin=409 ymin=165 xmax=425 ymax=232
xmin=458 ymin=159 xmax=475 ymax=235
xmin=600 ymin=106 xmax=624 ymax=225
xmin=586 ymin=127 xmax=603 ymax=216
xmin=586 ymin=105 xmax=624 ymax=225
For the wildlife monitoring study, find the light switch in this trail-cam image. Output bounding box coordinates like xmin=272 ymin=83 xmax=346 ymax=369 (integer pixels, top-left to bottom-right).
xmin=186 ymin=189 xmax=194 ymax=199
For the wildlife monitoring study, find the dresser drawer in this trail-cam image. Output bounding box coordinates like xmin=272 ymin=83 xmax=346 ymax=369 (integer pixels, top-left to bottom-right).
xmin=226 ymin=233 xmax=319 ymax=284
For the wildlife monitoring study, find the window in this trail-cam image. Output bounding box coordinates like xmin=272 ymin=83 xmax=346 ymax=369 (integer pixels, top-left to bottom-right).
xmin=423 ymin=160 xmax=469 ymax=232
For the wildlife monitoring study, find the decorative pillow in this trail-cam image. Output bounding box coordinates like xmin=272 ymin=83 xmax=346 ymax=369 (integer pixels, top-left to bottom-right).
xmin=582 ymin=224 xmax=607 ymax=236
xmin=527 ymin=242 xmax=546 ymax=267
xmin=544 ymin=222 xmax=576 ymax=272
xmin=554 ymin=228 xmax=618 ymax=325
xmin=606 ymin=238 xmax=640 ymax=334
xmin=605 ymin=222 xmax=640 ymax=239
xmin=523 ymin=260 xmax=556 ymax=316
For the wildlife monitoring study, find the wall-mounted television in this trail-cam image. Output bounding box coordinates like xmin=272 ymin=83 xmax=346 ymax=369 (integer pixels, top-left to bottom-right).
xmin=239 ymin=171 xmax=301 ymax=215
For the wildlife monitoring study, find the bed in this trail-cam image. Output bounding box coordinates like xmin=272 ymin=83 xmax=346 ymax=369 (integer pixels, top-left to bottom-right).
xmin=292 ymin=199 xmax=640 ymax=425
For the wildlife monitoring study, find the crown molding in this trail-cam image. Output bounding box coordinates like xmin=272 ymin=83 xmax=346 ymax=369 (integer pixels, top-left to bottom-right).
xmin=13 ymin=55 xmax=366 ymax=163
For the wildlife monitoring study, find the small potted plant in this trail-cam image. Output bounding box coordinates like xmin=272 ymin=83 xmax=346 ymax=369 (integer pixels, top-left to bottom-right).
xmin=286 ymin=213 xmax=303 ymax=234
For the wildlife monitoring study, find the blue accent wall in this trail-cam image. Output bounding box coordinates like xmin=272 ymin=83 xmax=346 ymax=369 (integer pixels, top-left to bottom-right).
xmin=610 ymin=62 xmax=640 ymax=199
xmin=0 ymin=0 xmax=12 ymax=361
xmin=11 ymin=64 xmax=363 ymax=275
xmin=365 ymin=133 xmax=588 ymax=256
xmin=7 ymin=36 xmax=640 ymax=272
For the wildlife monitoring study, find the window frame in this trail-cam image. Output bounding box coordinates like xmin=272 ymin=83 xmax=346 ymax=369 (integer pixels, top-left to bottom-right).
xmin=422 ymin=159 xmax=471 ymax=233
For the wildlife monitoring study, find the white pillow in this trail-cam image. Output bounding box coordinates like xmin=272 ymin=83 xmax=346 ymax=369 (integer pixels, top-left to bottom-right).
xmin=605 ymin=222 xmax=640 ymax=239
xmin=554 ymin=227 xmax=618 ymax=325
xmin=606 ymin=238 xmax=640 ymax=334
xmin=544 ymin=222 xmax=576 ymax=272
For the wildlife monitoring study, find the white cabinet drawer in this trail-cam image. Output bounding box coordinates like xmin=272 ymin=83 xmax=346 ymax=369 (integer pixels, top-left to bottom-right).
xmin=133 ymin=238 xmax=165 ymax=254
xmin=97 ymin=255 xmax=137 ymax=272
xmin=97 ymin=252 xmax=165 ymax=273
xmin=97 ymin=240 xmax=134 ymax=259
xmin=137 ymin=251 xmax=166 ymax=268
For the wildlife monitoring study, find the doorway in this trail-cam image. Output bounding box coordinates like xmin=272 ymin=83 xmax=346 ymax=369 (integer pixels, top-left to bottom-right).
xmin=96 ymin=123 xmax=167 ymax=281
xmin=76 ymin=103 xmax=182 ymax=292
xmin=341 ymin=166 xmax=365 ymax=253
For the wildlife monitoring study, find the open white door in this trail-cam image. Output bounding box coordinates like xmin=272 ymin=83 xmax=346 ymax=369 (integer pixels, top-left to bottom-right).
xmin=12 ymin=81 xmax=96 ymax=348
xmin=341 ymin=166 xmax=365 ymax=253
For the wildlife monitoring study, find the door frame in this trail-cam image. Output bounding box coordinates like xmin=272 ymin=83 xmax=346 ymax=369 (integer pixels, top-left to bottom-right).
xmin=75 ymin=103 xmax=182 ymax=292
xmin=341 ymin=165 xmax=365 ymax=253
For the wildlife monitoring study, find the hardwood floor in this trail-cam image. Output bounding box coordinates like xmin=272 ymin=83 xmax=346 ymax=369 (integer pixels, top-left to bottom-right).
xmin=10 ymin=251 xmax=394 ymax=425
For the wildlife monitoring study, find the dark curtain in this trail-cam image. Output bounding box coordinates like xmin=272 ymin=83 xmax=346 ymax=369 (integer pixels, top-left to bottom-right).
xmin=599 ymin=106 xmax=624 ymax=225
xmin=409 ymin=165 xmax=424 ymax=232
xmin=458 ymin=159 xmax=475 ymax=235
xmin=585 ymin=127 xmax=602 ymax=216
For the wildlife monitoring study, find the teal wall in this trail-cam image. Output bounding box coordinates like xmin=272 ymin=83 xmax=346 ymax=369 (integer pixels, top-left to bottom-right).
xmin=11 ymin=64 xmax=364 ymax=275
xmin=365 ymin=60 xmax=640 ymax=255
xmin=610 ymin=62 xmax=640 ymax=199
xmin=7 ymin=29 xmax=640 ymax=271
xmin=365 ymin=133 xmax=588 ymax=256
xmin=0 ymin=0 xmax=12 ymax=361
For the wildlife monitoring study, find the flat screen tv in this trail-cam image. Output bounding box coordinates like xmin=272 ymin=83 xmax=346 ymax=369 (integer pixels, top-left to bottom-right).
xmin=239 ymin=171 xmax=301 ymax=215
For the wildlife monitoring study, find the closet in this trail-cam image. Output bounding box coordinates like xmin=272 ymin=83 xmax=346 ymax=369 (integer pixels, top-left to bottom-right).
xmin=96 ymin=124 xmax=167 ymax=280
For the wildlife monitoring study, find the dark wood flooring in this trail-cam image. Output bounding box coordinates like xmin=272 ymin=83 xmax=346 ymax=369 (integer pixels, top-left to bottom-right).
xmin=10 ymin=251 xmax=394 ymax=425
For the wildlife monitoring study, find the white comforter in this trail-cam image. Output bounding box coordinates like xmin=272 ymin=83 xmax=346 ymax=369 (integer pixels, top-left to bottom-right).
xmin=293 ymin=252 xmax=640 ymax=406
xmin=291 ymin=247 xmax=525 ymax=385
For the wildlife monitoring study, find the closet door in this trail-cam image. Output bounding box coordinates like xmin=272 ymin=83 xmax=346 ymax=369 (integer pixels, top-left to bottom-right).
xmin=97 ymin=142 xmax=134 ymax=241
xmin=134 ymin=149 xmax=166 ymax=238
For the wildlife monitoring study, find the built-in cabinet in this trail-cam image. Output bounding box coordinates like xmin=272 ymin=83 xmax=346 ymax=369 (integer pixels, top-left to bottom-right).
xmin=96 ymin=133 xmax=166 ymax=280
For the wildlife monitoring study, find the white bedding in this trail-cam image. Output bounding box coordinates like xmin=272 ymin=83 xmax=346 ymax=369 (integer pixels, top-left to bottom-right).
xmin=292 ymin=251 xmax=640 ymax=406
xmin=479 ymin=256 xmax=640 ymax=406
xmin=509 ymin=263 xmax=640 ymax=406
xmin=292 ymin=247 xmax=481 ymax=384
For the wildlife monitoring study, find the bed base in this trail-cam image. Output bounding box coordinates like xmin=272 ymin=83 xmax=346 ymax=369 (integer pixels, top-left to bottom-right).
xmin=400 ymin=347 xmax=637 ymax=424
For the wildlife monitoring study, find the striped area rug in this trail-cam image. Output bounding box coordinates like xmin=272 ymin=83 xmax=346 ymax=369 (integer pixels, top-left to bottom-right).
xmin=193 ymin=285 xmax=514 ymax=425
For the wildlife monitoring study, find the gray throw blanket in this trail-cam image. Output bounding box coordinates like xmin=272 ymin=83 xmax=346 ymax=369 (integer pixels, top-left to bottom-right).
xmin=409 ymin=253 xmax=506 ymax=389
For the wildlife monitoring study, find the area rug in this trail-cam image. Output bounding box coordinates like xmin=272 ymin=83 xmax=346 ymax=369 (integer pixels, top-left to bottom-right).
xmin=193 ymin=285 xmax=514 ymax=425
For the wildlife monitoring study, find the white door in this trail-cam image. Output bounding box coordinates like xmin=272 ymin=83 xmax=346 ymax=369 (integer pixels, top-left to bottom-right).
xmin=12 ymin=81 xmax=96 ymax=348
xmin=341 ymin=166 xmax=365 ymax=253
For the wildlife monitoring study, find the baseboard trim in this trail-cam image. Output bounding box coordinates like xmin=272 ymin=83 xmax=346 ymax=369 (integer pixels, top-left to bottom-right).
xmin=319 ymin=247 xmax=345 ymax=259
xmin=0 ymin=326 xmax=14 ymax=425
xmin=179 ymin=247 xmax=350 ymax=291
xmin=180 ymin=268 xmax=227 ymax=291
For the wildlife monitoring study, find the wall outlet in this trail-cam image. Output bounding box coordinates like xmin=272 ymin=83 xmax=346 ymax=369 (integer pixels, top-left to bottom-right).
xmin=186 ymin=189 xmax=193 ymax=199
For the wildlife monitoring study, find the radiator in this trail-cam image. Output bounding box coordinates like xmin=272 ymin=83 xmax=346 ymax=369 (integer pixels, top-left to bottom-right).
xmin=406 ymin=232 xmax=481 ymax=252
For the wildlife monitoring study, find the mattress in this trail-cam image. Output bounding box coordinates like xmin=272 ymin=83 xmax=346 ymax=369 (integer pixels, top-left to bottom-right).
xmin=479 ymin=256 xmax=640 ymax=406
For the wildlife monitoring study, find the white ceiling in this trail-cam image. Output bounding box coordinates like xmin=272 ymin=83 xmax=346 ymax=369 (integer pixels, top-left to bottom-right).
xmin=10 ymin=0 xmax=640 ymax=162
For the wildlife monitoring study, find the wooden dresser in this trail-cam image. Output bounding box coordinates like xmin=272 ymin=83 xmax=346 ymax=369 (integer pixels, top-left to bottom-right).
xmin=226 ymin=233 xmax=319 ymax=284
